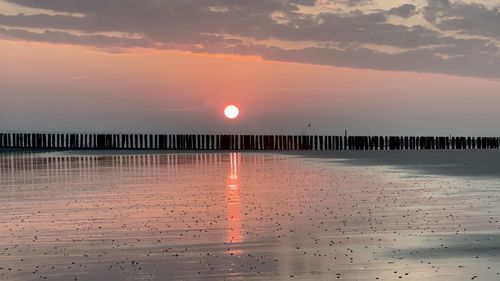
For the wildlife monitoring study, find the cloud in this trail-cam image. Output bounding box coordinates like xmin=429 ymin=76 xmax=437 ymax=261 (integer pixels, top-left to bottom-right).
xmin=0 ymin=27 xmax=153 ymax=49
xmin=65 ymin=75 xmax=87 ymax=80
xmin=388 ymin=4 xmax=416 ymax=18
xmin=0 ymin=0 xmax=499 ymax=79
xmin=424 ymin=0 xmax=500 ymax=40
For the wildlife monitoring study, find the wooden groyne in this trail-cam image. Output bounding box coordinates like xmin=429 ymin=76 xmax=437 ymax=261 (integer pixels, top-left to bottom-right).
xmin=0 ymin=133 xmax=499 ymax=150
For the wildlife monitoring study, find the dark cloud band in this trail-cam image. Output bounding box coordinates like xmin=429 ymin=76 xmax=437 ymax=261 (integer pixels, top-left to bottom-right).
xmin=1 ymin=0 xmax=499 ymax=78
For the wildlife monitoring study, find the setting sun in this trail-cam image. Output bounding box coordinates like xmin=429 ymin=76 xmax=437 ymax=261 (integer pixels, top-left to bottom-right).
xmin=224 ymin=105 xmax=239 ymax=119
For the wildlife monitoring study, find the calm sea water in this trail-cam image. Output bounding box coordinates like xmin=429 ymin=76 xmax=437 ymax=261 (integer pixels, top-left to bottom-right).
xmin=0 ymin=152 xmax=499 ymax=280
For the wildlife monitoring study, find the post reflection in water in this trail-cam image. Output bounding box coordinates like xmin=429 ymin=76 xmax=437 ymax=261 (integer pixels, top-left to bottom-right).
xmin=2 ymin=151 xmax=498 ymax=280
xmin=226 ymin=152 xmax=243 ymax=247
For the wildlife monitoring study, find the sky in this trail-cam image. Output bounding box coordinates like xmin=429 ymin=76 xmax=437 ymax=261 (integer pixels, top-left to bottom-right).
xmin=0 ymin=0 xmax=500 ymax=135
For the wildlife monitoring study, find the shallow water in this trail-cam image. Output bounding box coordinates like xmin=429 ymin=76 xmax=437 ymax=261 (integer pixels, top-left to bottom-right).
xmin=0 ymin=152 xmax=499 ymax=280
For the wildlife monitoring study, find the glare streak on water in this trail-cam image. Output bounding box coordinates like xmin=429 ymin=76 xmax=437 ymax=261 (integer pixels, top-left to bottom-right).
xmin=0 ymin=152 xmax=499 ymax=281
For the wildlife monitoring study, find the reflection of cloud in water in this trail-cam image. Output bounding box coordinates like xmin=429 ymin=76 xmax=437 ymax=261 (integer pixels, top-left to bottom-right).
xmin=1 ymin=151 xmax=500 ymax=280
xmin=391 ymin=233 xmax=500 ymax=259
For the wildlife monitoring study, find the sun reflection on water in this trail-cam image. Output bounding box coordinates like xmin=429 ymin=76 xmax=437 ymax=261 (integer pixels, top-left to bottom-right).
xmin=226 ymin=152 xmax=242 ymax=248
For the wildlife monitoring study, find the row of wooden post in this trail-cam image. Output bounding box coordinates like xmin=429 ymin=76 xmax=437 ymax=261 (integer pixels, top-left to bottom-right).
xmin=0 ymin=133 xmax=499 ymax=150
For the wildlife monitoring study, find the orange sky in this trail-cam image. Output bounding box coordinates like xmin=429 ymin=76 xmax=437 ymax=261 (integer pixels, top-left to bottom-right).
xmin=1 ymin=39 xmax=500 ymax=135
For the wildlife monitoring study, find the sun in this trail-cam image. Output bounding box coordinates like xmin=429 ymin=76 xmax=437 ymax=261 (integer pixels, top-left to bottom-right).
xmin=224 ymin=105 xmax=240 ymax=119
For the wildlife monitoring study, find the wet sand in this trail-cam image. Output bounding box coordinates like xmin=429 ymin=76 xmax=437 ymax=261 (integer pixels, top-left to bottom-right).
xmin=291 ymin=150 xmax=500 ymax=178
xmin=0 ymin=151 xmax=499 ymax=280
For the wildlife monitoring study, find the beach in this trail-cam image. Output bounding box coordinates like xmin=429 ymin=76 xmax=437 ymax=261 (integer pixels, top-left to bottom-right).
xmin=292 ymin=150 xmax=500 ymax=178
xmin=0 ymin=150 xmax=499 ymax=280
